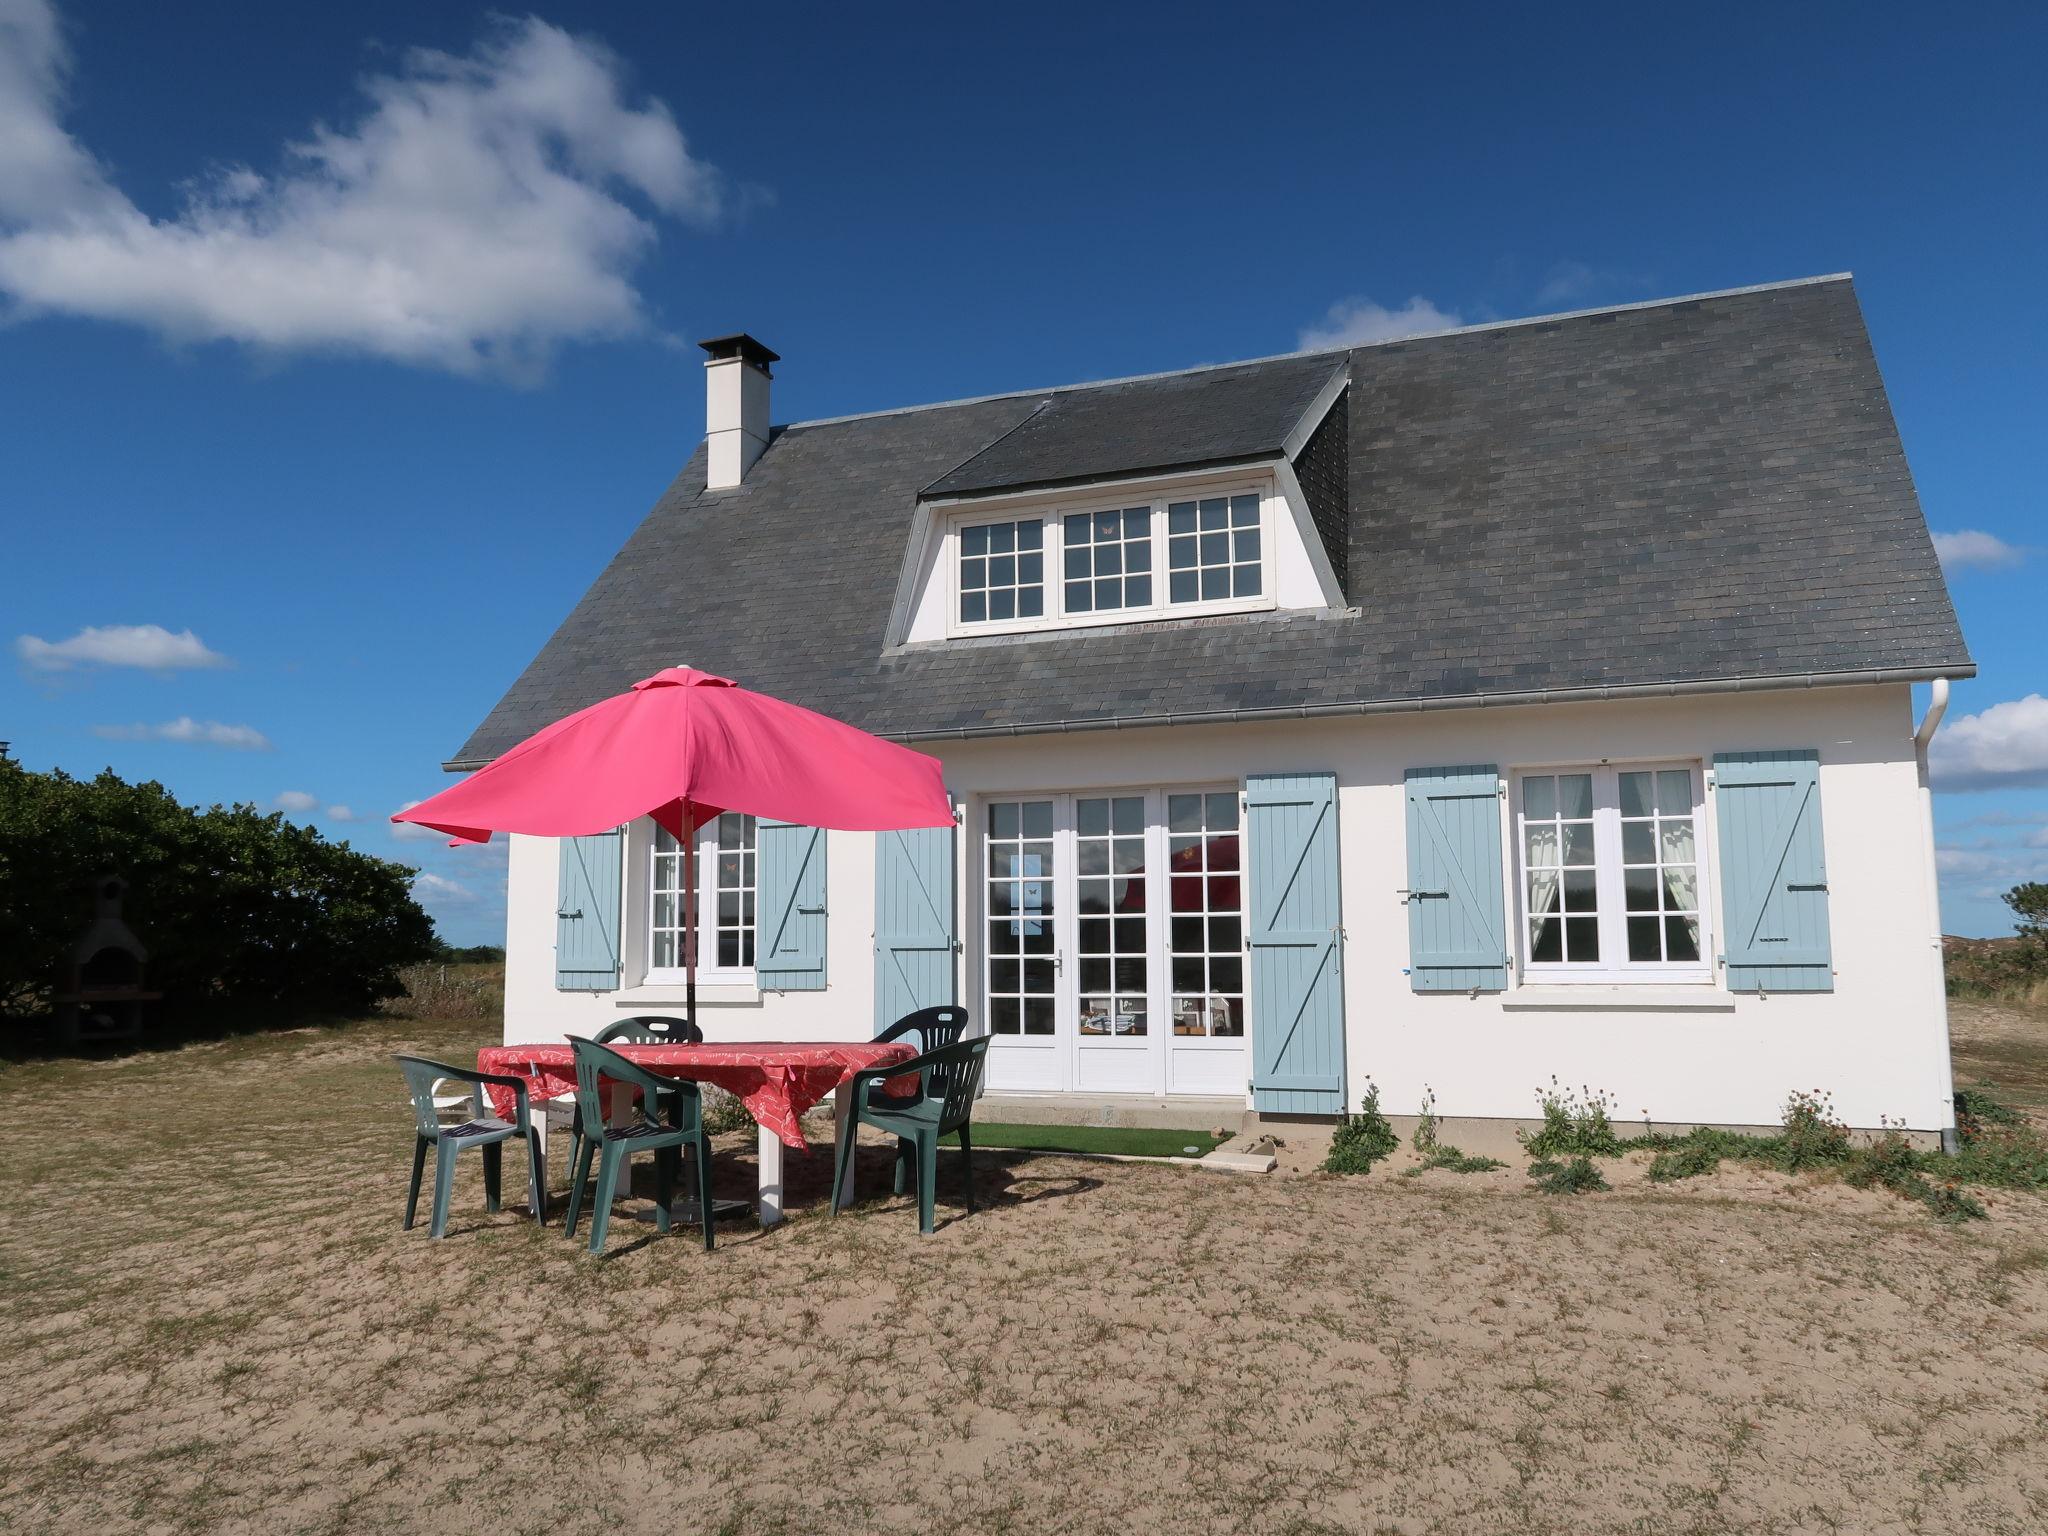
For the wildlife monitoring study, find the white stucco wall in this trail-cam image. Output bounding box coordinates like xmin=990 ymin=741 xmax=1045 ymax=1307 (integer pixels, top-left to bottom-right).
xmin=502 ymin=682 xmax=1952 ymax=1132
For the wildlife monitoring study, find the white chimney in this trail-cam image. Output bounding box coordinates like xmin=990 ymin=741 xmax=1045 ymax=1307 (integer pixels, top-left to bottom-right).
xmin=699 ymin=333 xmax=778 ymax=490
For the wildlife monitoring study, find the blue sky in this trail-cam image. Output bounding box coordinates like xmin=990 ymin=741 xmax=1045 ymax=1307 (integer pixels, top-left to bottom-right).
xmin=2 ymin=0 xmax=2043 ymax=946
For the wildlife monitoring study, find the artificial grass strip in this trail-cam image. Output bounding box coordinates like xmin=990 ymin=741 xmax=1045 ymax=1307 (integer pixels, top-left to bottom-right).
xmin=960 ymin=1123 xmax=1222 ymax=1159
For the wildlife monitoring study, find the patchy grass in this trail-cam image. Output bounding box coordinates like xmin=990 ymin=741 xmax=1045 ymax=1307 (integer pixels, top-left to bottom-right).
xmin=4 ymin=1012 xmax=2048 ymax=1534
xmin=966 ymin=1123 xmax=1220 ymax=1159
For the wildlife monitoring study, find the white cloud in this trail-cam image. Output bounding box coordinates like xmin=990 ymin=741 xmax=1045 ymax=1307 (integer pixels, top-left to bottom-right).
xmin=15 ymin=622 xmax=227 ymax=671
xmin=1931 ymin=529 xmax=2024 ymax=573
xmin=275 ymin=789 xmax=319 ymax=812
xmin=413 ymin=872 xmax=475 ymax=904
xmin=1930 ymin=694 xmax=2048 ymax=791
xmin=0 ymin=3 xmax=725 ymax=378
xmin=1298 ymin=295 xmax=1462 ymax=351
xmin=326 ymin=804 xmax=355 ymax=821
xmin=93 ymin=717 xmax=272 ymax=750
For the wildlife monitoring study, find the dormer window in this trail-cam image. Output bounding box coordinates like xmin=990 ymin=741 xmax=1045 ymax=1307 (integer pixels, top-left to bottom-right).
xmin=897 ymin=458 xmax=1343 ymax=647
xmin=945 ymin=477 xmax=1278 ymax=636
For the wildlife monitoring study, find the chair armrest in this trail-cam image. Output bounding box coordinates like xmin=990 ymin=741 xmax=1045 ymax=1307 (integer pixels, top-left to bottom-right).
xmin=472 ymin=1070 xmax=532 ymax=1133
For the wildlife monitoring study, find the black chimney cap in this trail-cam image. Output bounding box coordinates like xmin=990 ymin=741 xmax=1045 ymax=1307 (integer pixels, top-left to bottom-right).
xmin=697 ymin=333 xmax=780 ymax=369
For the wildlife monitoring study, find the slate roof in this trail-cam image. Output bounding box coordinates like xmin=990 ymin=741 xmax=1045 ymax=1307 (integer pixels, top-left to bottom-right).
xmin=450 ymin=275 xmax=1972 ymax=768
xmin=921 ymin=351 xmax=1341 ymax=499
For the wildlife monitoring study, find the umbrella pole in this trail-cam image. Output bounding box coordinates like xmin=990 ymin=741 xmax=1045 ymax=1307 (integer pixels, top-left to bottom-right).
xmin=682 ymin=804 xmax=698 ymax=1036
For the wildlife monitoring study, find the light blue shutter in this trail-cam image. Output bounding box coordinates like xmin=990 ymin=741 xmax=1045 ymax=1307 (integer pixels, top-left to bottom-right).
xmin=757 ymin=819 xmax=827 ymax=991
xmin=874 ymin=823 xmax=957 ymax=1031
xmin=1403 ymin=766 xmax=1510 ymax=992
xmin=1247 ymin=773 xmax=1347 ymax=1115
xmin=1713 ymin=749 xmax=1833 ymax=993
xmin=555 ymin=830 xmax=623 ymax=990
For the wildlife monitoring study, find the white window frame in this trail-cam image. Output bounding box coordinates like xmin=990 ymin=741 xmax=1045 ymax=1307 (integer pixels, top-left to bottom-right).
xmin=644 ymin=813 xmax=757 ymax=987
xmin=1511 ymin=761 xmax=1714 ymax=986
xmin=942 ymin=474 xmax=1277 ymax=639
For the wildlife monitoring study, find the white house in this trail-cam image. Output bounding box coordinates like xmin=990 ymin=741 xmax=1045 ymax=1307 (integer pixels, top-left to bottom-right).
xmin=454 ymin=275 xmax=1973 ymax=1140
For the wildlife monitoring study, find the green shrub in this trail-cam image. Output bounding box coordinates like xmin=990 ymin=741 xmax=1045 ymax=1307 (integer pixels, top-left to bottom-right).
xmin=0 ymin=759 xmax=435 ymax=1027
xmin=1647 ymin=1138 xmax=1723 ymax=1182
xmin=1845 ymin=1129 xmax=1987 ymax=1223
xmin=1528 ymin=1156 xmax=1608 ymax=1194
xmin=1520 ymin=1078 xmax=1623 ymax=1158
xmin=1324 ymin=1081 xmax=1400 ymax=1173
xmin=1413 ymin=1084 xmax=1441 ymax=1154
xmin=1404 ymin=1144 xmax=1507 ymax=1176
xmin=1772 ymin=1089 xmax=1852 ymax=1171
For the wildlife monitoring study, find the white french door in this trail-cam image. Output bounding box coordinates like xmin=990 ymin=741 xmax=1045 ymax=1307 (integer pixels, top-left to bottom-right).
xmin=979 ymin=789 xmax=1249 ymax=1098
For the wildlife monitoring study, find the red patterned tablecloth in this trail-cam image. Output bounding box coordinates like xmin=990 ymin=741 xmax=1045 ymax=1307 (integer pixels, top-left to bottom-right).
xmin=477 ymin=1040 xmax=920 ymax=1150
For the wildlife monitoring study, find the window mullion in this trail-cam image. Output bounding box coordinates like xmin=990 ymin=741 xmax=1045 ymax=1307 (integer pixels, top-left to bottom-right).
xmin=1593 ymin=769 xmax=1629 ymax=973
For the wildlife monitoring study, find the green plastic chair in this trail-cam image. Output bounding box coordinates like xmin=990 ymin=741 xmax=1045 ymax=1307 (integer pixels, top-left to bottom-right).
xmin=563 ymin=1016 xmax=705 ymax=1177
xmin=867 ymin=1005 xmax=971 ymax=1110
xmin=560 ymin=1037 xmax=714 ymax=1254
xmin=394 ymin=1056 xmax=545 ymax=1239
xmin=832 ymin=1035 xmax=991 ymax=1234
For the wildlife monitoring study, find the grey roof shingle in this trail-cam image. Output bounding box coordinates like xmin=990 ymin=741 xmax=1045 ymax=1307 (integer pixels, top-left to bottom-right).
xmin=920 ymin=352 xmax=1342 ymax=499
xmin=450 ymin=275 xmax=1972 ymax=768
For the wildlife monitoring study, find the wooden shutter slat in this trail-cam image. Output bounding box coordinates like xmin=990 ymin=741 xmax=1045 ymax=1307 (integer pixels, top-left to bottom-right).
xmin=757 ymin=820 xmax=828 ymax=991
xmin=1247 ymin=772 xmax=1347 ymax=1115
xmin=1713 ymin=749 xmax=1833 ymax=992
xmin=874 ymin=822 xmax=957 ymax=1031
xmin=555 ymin=830 xmax=623 ymax=991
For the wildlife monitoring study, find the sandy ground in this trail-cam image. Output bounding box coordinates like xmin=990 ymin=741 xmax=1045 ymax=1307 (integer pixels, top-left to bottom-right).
xmin=3 ymin=1007 xmax=2048 ymax=1535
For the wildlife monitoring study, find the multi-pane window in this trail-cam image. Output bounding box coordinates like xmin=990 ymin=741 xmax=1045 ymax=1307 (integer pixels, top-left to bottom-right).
xmin=1516 ymin=765 xmax=1709 ymax=979
xmin=1076 ymin=795 xmax=1148 ymax=1037
xmin=985 ymin=800 xmax=1056 ymax=1035
xmin=1619 ymin=769 xmax=1701 ymax=963
xmin=1167 ymin=791 xmax=1245 ymax=1036
xmin=951 ymin=489 xmax=1267 ymax=632
xmin=958 ymin=518 xmax=1044 ymax=624
xmin=650 ymin=813 xmax=756 ymax=973
xmin=1167 ymin=494 xmax=1261 ymax=603
xmin=1522 ymin=773 xmax=1599 ymax=963
xmin=1063 ymin=508 xmax=1152 ymax=614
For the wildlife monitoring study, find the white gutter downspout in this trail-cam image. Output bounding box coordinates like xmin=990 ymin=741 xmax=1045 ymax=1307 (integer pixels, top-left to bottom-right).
xmin=1915 ymin=679 xmax=1958 ymax=1153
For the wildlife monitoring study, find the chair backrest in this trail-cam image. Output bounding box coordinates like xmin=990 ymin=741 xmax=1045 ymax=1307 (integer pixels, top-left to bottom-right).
xmin=395 ymin=1055 xmax=474 ymax=1137
xmin=880 ymin=1005 xmax=970 ymax=1055
xmin=569 ymin=1035 xmax=701 ymax=1133
xmin=596 ymin=1014 xmax=703 ymax=1046
xmin=924 ymin=1036 xmax=990 ymax=1135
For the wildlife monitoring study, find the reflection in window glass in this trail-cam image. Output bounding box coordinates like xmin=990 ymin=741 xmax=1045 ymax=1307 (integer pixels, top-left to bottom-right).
xmin=984 ymin=800 xmax=1056 ymax=1034
xmin=1063 ymin=507 xmax=1153 ymax=614
xmin=1166 ymin=791 xmax=1244 ymax=1036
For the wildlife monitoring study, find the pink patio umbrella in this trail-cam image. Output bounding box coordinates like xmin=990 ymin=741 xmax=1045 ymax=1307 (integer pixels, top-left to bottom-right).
xmin=393 ymin=666 xmax=952 ymax=1027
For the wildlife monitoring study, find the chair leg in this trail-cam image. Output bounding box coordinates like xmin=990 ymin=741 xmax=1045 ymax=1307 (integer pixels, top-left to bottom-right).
xmin=563 ymin=1137 xmax=596 ymax=1238
xmin=916 ymin=1131 xmax=939 ymax=1235
xmin=588 ymin=1142 xmax=624 ymax=1253
xmin=404 ymin=1135 xmax=429 ymax=1231
xmin=893 ymin=1138 xmax=911 ymax=1196
xmin=482 ymin=1141 xmax=503 ymax=1214
xmin=694 ymin=1133 xmax=715 ymax=1251
xmin=959 ymin=1124 xmax=975 ymax=1214
xmin=430 ymin=1141 xmax=459 ymax=1239
xmin=653 ymin=1145 xmax=674 ymax=1235
xmin=527 ymin=1128 xmax=548 ymax=1226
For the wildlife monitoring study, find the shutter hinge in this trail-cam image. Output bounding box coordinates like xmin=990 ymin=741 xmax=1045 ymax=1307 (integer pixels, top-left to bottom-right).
xmin=556 ymin=908 xmax=583 ymax=920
